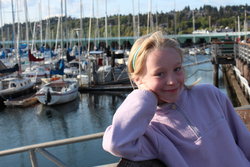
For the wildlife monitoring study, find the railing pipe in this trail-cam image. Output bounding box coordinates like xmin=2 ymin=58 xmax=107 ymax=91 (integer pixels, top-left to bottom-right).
xmin=0 ymin=132 xmax=104 ymax=156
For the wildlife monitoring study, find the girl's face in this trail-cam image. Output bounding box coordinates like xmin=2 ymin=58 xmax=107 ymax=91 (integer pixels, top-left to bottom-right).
xmin=136 ymin=48 xmax=184 ymax=103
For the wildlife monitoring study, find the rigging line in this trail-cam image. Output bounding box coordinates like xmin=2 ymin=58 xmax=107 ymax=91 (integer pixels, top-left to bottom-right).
xmin=186 ymin=69 xmax=212 ymax=79
xmin=0 ymin=94 xmax=7 ymax=100
xmin=183 ymin=56 xmax=196 ymax=63
xmin=183 ymin=60 xmax=211 ymax=67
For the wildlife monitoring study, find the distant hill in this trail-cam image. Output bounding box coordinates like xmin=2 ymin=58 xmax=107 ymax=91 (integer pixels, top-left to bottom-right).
xmin=0 ymin=4 xmax=249 ymax=43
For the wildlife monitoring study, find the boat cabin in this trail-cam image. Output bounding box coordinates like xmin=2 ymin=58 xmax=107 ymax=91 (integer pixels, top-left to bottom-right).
xmin=0 ymin=78 xmax=32 ymax=90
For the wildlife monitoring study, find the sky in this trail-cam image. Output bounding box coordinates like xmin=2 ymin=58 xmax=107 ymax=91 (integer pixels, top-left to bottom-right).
xmin=0 ymin=0 xmax=249 ymax=25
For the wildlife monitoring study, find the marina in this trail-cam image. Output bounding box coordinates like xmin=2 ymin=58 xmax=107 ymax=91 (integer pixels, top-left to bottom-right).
xmin=0 ymin=54 xmax=226 ymax=167
xmin=2 ymin=37 xmax=250 ymax=166
xmin=0 ymin=1 xmax=250 ymax=166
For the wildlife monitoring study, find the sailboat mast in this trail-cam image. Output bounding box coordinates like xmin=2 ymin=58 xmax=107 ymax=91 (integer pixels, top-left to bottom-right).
xmin=79 ymin=0 xmax=83 ymax=79
xmin=87 ymin=0 xmax=93 ymax=54
xmin=146 ymin=0 xmax=150 ymax=34
xmin=132 ymin=0 xmax=136 ymax=38
xmin=0 ymin=0 xmax=3 ymax=47
xmin=24 ymin=0 xmax=31 ymax=68
xmin=174 ymin=0 xmax=177 ymax=36
xmin=15 ymin=0 xmax=21 ymax=74
xmin=149 ymin=0 xmax=154 ymax=32
xmin=11 ymin=0 xmax=16 ymax=52
xmin=39 ymin=0 xmax=43 ymax=46
xmin=64 ymin=0 xmax=68 ymax=49
xmin=95 ymin=0 xmax=100 ymax=49
xmin=24 ymin=0 xmax=29 ymax=46
xmin=238 ymin=16 xmax=240 ymax=38
xmin=47 ymin=0 xmax=51 ymax=47
xmin=244 ymin=9 xmax=247 ymax=41
xmin=60 ymin=0 xmax=63 ymax=52
xmin=137 ymin=0 xmax=140 ymax=37
xmin=31 ymin=21 xmax=36 ymax=52
xmin=155 ymin=4 xmax=158 ymax=31
xmin=105 ymin=0 xmax=108 ymax=48
xmin=11 ymin=0 xmax=21 ymax=74
xmin=55 ymin=15 xmax=60 ymax=51
xmin=118 ymin=12 xmax=120 ymax=49
xmin=192 ymin=10 xmax=195 ymax=43
xmin=96 ymin=0 xmax=100 ymax=47
xmin=80 ymin=0 xmax=83 ymax=47
xmin=94 ymin=0 xmax=96 ymax=49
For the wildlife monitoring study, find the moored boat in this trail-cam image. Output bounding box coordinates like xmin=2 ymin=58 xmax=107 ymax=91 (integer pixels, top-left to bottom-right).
xmin=36 ymin=79 xmax=79 ymax=105
xmin=4 ymin=95 xmax=38 ymax=108
xmin=22 ymin=65 xmax=50 ymax=83
xmin=0 ymin=76 xmax=35 ymax=99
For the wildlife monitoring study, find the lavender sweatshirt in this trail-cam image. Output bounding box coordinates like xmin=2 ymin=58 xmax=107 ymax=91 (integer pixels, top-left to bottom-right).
xmin=102 ymin=84 xmax=250 ymax=167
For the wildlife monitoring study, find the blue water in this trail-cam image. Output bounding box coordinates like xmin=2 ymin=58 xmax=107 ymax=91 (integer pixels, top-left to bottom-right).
xmin=0 ymin=54 xmax=226 ymax=167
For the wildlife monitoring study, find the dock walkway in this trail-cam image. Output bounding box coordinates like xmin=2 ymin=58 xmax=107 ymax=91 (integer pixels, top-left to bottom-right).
xmin=0 ymin=105 xmax=249 ymax=167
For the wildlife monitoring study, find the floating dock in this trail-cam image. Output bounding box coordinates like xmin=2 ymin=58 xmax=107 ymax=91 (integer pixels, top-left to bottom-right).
xmin=79 ymin=84 xmax=134 ymax=92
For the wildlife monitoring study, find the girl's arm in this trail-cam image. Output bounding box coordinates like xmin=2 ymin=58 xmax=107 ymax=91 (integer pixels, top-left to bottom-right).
xmin=218 ymin=89 xmax=250 ymax=160
xmin=102 ymin=89 xmax=159 ymax=160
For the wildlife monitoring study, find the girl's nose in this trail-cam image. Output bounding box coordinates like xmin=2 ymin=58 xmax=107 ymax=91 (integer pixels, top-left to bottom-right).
xmin=166 ymin=74 xmax=176 ymax=85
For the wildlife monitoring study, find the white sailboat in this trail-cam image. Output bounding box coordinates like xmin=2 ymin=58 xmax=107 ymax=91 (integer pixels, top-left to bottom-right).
xmin=36 ymin=79 xmax=79 ymax=105
xmin=0 ymin=76 xmax=34 ymax=99
xmin=0 ymin=0 xmax=35 ymax=101
xmin=22 ymin=65 xmax=50 ymax=83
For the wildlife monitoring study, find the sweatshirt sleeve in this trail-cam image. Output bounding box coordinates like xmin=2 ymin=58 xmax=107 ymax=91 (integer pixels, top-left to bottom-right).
xmin=102 ymin=89 xmax=159 ymax=160
xmin=216 ymin=88 xmax=250 ymax=161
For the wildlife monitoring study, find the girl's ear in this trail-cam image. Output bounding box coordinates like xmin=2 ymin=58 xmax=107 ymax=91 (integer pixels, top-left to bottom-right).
xmin=133 ymin=76 xmax=143 ymax=86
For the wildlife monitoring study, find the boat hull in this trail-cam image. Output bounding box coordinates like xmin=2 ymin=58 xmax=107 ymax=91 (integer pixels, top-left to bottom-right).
xmin=36 ymin=90 xmax=79 ymax=105
xmin=0 ymin=77 xmax=35 ymax=99
xmin=36 ymin=80 xmax=79 ymax=105
xmin=4 ymin=96 xmax=38 ymax=107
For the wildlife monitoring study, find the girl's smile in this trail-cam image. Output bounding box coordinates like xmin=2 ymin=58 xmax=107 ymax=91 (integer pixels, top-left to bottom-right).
xmin=136 ymin=47 xmax=184 ymax=103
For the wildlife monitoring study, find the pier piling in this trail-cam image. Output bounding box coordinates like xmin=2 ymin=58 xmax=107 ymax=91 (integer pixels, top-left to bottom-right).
xmin=213 ymin=64 xmax=219 ymax=87
xmin=211 ymin=40 xmax=235 ymax=88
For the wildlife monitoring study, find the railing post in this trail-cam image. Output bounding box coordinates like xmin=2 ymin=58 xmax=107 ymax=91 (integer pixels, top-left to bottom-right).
xmin=29 ymin=149 xmax=38 ymax=167
xmin=36 ymin=148 xmax=68 ymax=167
xmin=213 ymin=63 xmax=219 ymax=87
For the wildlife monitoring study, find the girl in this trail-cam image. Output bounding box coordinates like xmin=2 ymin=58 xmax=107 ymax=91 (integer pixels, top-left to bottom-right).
xmin=102 ymin=31 xmax=250 ymax=166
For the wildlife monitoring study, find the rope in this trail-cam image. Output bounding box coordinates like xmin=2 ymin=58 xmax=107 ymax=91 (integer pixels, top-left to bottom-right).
xmin=186 ymin=69 xmax=213 ymax=79
xmin=0 ymin=94 xmax=7 ymax=100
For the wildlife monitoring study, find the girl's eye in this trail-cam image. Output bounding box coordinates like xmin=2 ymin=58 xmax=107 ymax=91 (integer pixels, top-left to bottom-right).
xmin=156 ymin=72 xmax=164 ymax=77
xmin=175 ymin=66 xmax=182 ymax=72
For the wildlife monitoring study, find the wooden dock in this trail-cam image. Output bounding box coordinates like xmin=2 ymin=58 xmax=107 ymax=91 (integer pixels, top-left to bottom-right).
xmin=79 ymin=84 xmax=134 ymax=92
xmin=235 ymin=105 xmax=250 ymax=131
xmin=211 ymin=40 xmax=236 ymax=87
xmin=223 ymin=65 xmax=250 ymax=106
xmin=96 ymin=163 xmax=118 ymax=167
xmin=211 ymin=40 xmax=250 ymax=106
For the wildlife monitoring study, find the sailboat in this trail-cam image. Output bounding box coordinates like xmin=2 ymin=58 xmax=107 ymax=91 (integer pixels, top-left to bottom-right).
xmin=36 ymin=58 xmax=79 ymax=105
xmin=36 ymin=78 xmax=79 ymax=105
xmin=0 ymin=76 xmax=34 ymax=99
xmin=0 ymin=0 xmax=35 ymax=102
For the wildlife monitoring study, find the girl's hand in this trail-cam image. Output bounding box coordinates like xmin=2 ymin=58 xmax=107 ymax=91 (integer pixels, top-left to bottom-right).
xmin=137 ymin=83 xmax=151 ymax=91
xmin=137 ymin=84 xmax=161 ymax=104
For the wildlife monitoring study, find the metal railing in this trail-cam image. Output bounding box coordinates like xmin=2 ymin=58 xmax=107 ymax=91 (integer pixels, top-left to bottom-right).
xmin=0 ymin=132 xmax=104 ymax=167
xmin=211 ymin=41 xmax=235 ymax=58
xmin=237 ymin=43 xmax=250 ymax=62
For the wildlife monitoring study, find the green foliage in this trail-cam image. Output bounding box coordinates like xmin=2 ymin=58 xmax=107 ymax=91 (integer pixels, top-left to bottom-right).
xmin=0 ymin=4 xmax=249 ymax=41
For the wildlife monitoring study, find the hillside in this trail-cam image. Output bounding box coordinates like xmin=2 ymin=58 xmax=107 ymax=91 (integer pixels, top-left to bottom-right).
xmin=0 ymin=4 xmax=249 ymax=42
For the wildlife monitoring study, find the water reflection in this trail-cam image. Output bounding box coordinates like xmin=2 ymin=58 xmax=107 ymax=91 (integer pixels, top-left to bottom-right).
xmin=81 ymin=92 xmax=128 ymax=132
xmin=0 ymin=55 xmax=224 ymax=166
xmin=37 ymin=96 xmax=80 ymax=118
xmin=0 ymin=92 xmax=127 ymax=167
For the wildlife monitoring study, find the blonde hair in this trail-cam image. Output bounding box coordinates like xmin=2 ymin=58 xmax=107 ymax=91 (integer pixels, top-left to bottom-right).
xmin=128 ymin=31 xmax=183 ymax=80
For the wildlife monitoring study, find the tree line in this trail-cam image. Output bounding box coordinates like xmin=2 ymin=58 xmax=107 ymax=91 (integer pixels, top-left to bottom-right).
xmin=0 ymin=4 xmax=249 ymax=42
